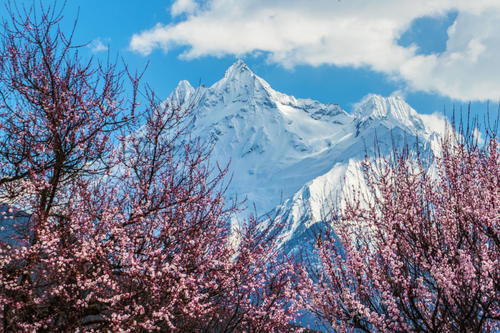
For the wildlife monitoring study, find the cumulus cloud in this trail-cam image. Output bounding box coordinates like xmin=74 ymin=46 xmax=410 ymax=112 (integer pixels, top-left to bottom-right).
xmin=89 ymin=38 xmax=109 ymax=53
xmin=129 ymin=0 xmax=500 ymax=101
xmin=171 ymin=0 xmax=199 ymax=17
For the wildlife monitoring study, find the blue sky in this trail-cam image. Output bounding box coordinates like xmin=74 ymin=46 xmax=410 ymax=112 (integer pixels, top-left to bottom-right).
xmin=1 ymin=1 xmax=498 ymax=121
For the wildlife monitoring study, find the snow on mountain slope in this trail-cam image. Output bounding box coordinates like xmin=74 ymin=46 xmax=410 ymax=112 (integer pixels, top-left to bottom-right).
xmin=272 ymin=97 xmax=448 ymax=251
xmin=166 ymin=60 xmax=447 ymax=249
xmin=169 ymin=60 xmax=354 ymax=215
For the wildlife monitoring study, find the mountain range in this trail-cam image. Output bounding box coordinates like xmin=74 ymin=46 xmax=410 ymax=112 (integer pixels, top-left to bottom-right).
xmin=167 ymin=60 xmax=448 ymax=251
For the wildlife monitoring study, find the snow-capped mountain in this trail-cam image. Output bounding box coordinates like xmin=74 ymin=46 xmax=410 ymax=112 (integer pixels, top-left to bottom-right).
xmin=167 ymin=60 xmax=447 ymax=250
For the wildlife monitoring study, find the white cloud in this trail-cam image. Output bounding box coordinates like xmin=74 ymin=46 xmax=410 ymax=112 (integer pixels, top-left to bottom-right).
xmin=390 ymin=89 xmax=407 ymax=99
xmin=89 ymin=38 xmax=109 ymax=53
xmin=129 ymin=0 xmax=500 ymax=101
xmin=472 ymin=127 xmax=484 ymax=144
xmin=171 ymin=0 xmax=198 ymax=17
xmin=420 ymin=112 xmax=450 ymax=136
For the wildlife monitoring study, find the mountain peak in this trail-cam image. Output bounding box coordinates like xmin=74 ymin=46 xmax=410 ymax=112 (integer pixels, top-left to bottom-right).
xmin=168 ymin=79 xmax=195 ymax=106
xmin=176 ymin=80 xmax=194 ymax=92
xmin=353 ymin=94 xmax=417 ymax=121
xmin=224 ymin=59 xmax=253 ymax=79
xmin=207 ymin=60 xmax=277 ymax=103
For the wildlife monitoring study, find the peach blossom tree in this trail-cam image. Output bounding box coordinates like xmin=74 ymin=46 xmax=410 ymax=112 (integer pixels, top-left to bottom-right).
xmin=302 ymin=133 xmax=499 ymax=332
xmin=0 ymin=2 xmax=299 ymax=331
